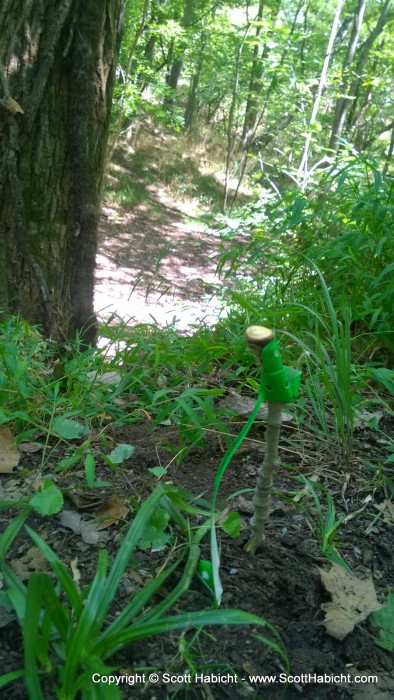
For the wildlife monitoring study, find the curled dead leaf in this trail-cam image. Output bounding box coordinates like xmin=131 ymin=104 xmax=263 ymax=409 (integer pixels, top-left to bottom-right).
xmin=95 ymin=495 xmax=130 ymax=529
xmin=5 ymin=96 xmax=24 ymax=115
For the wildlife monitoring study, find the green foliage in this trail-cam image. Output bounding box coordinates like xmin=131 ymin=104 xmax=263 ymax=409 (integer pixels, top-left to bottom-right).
xmin=287 ymin=471 xmax=354 ymax=572
xmin=370 ymin=590 xmax=394 ymax=652
xmin=213 ymin=152 xmax=393 ymax=462
xmin=0 ymin=486 xmax=287 ymax=698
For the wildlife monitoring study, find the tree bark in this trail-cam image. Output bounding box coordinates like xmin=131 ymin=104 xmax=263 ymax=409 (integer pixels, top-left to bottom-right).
xmin=184 ymin=30 xmax=206 ymax=129
xmin=0 ymin=0 xmax=124 ymax=343
xmin=165 ymin=0 xmax=194 ymax=102
xmin=240 ymin=0 xmax=281 ymax=148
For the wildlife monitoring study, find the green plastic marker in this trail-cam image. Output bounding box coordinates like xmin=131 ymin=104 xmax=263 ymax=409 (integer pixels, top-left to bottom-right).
xmin=245 ymin=326 xmax=301 ymax=553
xmin=246 ymin=326 xmax=301 ymax=404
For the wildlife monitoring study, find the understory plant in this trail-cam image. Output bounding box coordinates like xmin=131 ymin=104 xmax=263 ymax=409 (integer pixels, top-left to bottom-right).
xmin=285 ymin=264 xmax=356 ymax=467
xmin=287 ymin=471 xmax=354 ymax=572
xmin=209 ymin=325 xmax=301 ymax=601
xmin=0 ymin=485 xmax=287 ymax=699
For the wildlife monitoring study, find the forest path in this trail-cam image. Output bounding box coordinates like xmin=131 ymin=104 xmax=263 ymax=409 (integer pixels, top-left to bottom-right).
xmin=94 ymin=182 xmax=224 ymax=330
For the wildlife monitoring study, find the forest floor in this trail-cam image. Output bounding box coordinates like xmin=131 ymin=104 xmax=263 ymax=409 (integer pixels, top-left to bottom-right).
xmin=94 ymin=130 xmax=230 ymax=330
xmin=1 ymin=416 xmax=393 ymax=699
xmin=0 ymin=134 xmax=393 ymax=699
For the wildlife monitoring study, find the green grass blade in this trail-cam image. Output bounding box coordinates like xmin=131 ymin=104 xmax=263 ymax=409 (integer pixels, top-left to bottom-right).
xmin=136 ymin=543 xmax=201 ymax=627
xmin=97 ymin=557 xmax=182 ymax=645
xmin=24 ymin=575 xmax=47 ymax=700
xmin=25 ymin=525 xmax=82 ymax=615
xmin=0 ymin=509 xmax=31 ymax=559
xmin=0 ymin=670 xmax=25 ymax=689
xmin=2 ymin=562 xmax=27 ymax=625
xmin=94 ymin=608 xmax=286 ymax=662
xmin=98 ymin=486 xmax=167 ymax=618
xmin=62 ymin=550 xmax=109 ymax=692
xmin=210 ymin=378 xmax=265 ymax=604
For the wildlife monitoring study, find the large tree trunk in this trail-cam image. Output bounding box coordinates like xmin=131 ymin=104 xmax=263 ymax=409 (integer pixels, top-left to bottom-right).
xmin=0 ymin=0 xmax=124 ymax=343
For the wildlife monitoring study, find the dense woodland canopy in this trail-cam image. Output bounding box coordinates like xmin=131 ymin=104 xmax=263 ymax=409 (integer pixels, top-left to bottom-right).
xmin=117 ymin=0 xmax=393 ymax=180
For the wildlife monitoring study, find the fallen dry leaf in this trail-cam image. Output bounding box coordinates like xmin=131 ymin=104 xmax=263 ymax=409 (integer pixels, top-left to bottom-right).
xmin=60 ymin=509 xmax=100 ymax=545
xmin=11 ymin=546 xmax=48 ymax=581
xmin=320 ymin=564 xmax=381 ymax=640
xmin=0 ymin=426 xmax=20 ymax=473
xmin=18 ymin=442 xmax=43 ymax=454
xmin=374 ymin=500 xmax=394 ymax=525
xmin=95 ymin=495 xmax=130 ymax=530
xmin=221 ymin=389 xmax=293 ymax=422
xmin=70 ymin=558 xmax=81 ymax=586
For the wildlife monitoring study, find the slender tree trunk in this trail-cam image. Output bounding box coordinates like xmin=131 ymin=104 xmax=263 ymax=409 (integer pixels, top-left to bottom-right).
xmin=241 ymin=0 xmax=265 ymax=146
xmin=184 ymin=31 xmax=206 ymax=129
xmin=223 ymin=26 xmax=250 ymax=211
xmin=230 ymin=0 xmax=304 ymax=208
xmin=383 ymin=126 xmax=394 ymax=175
xmin=165 ymin=0 xmax=194 ymax=102
xmin=297 ymin=0 xmax=345 ymax=186
xmin=329 ymin=0 xmax=392 ymax=152
xmin=0 ymin=0 xmax=124 ymax=342
xmin=107 ymin=0 xmax=151 ymax=162
xmin=241 ymin=0 xmax=282 ymax=148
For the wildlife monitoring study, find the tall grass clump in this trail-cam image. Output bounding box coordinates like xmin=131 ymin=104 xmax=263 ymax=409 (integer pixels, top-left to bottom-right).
xmin=214 ymin=152 xmax=393 ymax=464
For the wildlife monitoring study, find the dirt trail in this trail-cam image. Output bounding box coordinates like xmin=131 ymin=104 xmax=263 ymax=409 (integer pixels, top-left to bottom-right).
xmin=94 ymin=184 xmax=224 ymax=329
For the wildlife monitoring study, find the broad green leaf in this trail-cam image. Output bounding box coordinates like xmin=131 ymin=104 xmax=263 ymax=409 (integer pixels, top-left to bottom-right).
xmin=138 ymin=508 xmax=170 ymax=550
xmin=107 ymin=443 xmax=134 ymax=464
xmin=51 ymin=416 xmax=88 ymax=439
xmin=370 ymin=591 xmax=394 ymax=652
xmin=29 ymin=479 xmax=64 ymax=516
xmin=221 ymin=511 xmax=241 ymax=537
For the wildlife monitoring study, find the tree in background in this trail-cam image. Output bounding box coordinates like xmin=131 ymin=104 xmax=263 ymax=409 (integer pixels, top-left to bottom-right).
xmin=0 ymin=0 xmax=124 ymax=342
xmin=115 ymin=0 xmax=393 ymax=190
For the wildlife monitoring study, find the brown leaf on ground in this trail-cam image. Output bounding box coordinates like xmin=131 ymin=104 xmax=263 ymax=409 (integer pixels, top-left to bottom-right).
xmin=320 ymin=564 xmax=381 ymax=640
xmin=18 ymin=442 xmax=43 ymax=454
xmin=0 ymin=427 xmax=20 ymax=473
xmin=11 ymin=546 xmax=48 ymax=581
xmin=374 ymin=500 xmax=394 ymax=525
xmin=94 ymin=495 xmax=130 ymax=529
